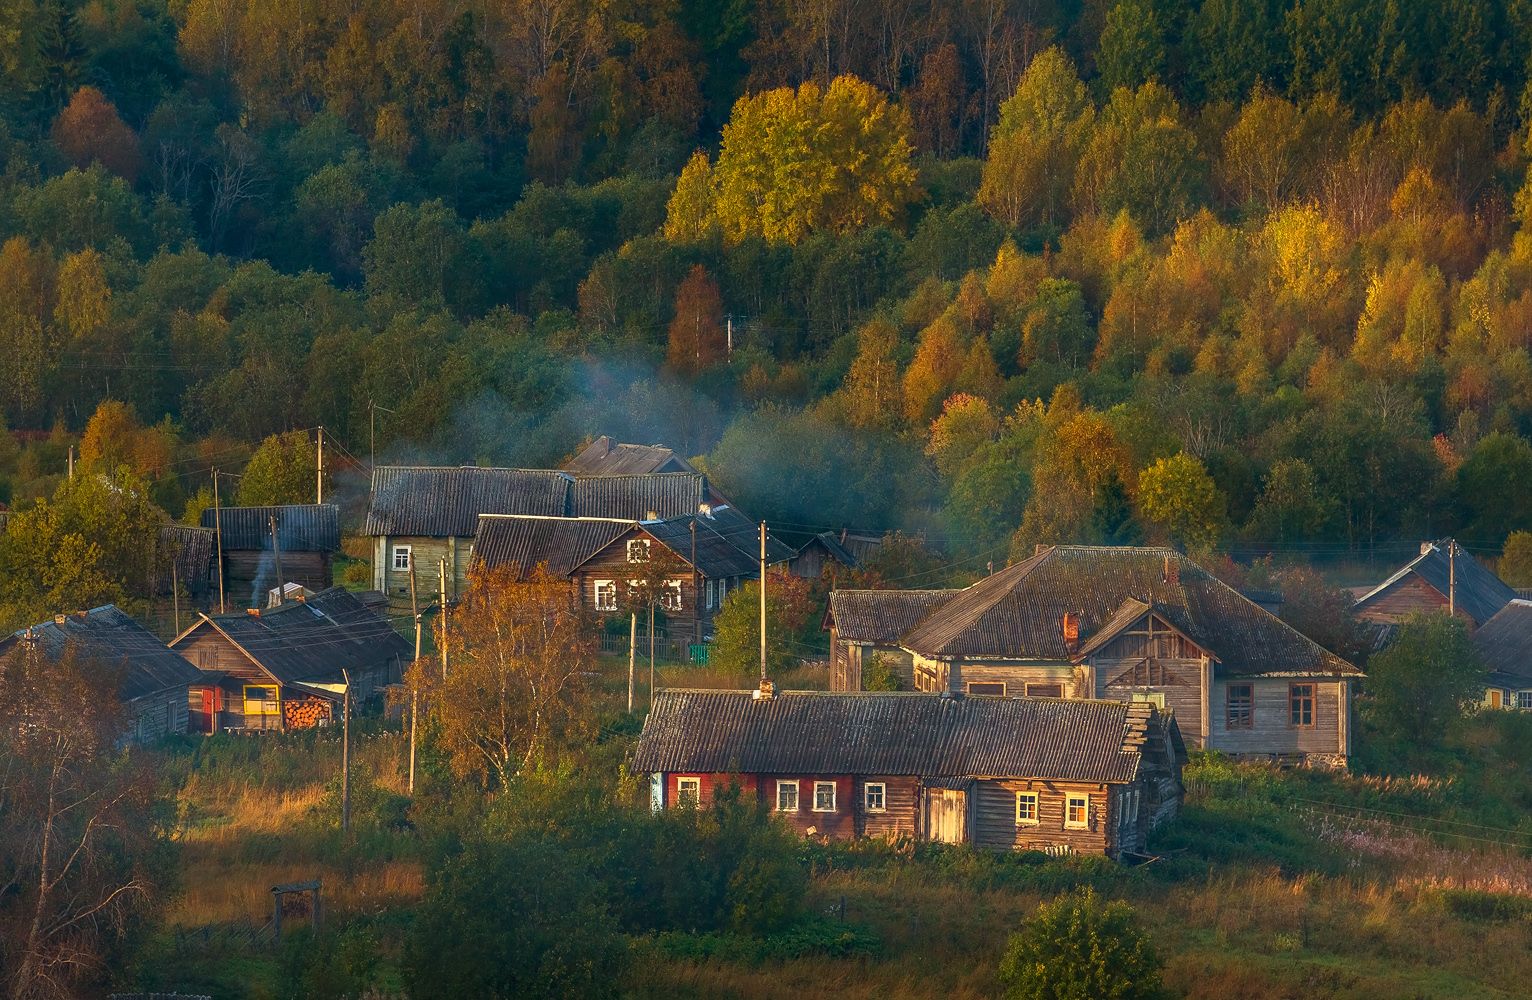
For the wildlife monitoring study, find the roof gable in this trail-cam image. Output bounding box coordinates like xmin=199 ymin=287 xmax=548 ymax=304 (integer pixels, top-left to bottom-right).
xmin=472 ymin=515 xmax=635 ymax=578
xmin=174 ymin=587 xmax=410 ymax=684
xmin=632 ymin=689 xmax=1169 ymax=784
xmin=896 ymin=546 xmax=1357 ymax=677
xmin=1474 ymin=599 xmax=1532 ymax=684
xmin=3 ymin=606 xmax=203 ymax=701
xmin=1353 ymin=541 xmax=1515 ymax=625
xmin=564 ymin=436 xmax=694 ymax=477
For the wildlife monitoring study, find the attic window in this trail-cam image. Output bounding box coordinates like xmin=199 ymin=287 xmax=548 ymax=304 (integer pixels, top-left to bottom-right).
xmin=627 ymin=539 xmax=651 ymax=562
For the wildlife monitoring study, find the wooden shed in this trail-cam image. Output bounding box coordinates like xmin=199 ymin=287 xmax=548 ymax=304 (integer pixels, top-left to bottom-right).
xmin=200 ymin=504 xmax=340 ymax=609
xmin=0 ymin=606 xmax=203 ymax=743
xmin=633 ymin=689 xmax=1186 ymax=859
xmin=826 ymin=545 xmax=1361 ymax=767
xmin=171 ymin=587 xmax=411 ymax=733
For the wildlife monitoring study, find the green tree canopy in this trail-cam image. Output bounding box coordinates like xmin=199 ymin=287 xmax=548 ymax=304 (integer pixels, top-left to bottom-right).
xmin=237 ymin=430 xmax=315 ymax=506
xmin=999 ymin=887 xmax=1166 ymax=1000
xmin=1365 ymin=612 xmax=1485 ymax=742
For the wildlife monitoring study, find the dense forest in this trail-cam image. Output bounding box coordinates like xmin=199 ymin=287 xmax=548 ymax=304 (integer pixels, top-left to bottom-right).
xmin=2 ymin=0 xmax=1532 ymax=574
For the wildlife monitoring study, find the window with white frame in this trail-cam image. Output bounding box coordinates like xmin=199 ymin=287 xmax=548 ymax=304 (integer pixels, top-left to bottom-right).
xmin=1519 ymin=691 xmax=1532 ymax=710
xmin=718 ymin=578 xmax=727 ymax=603
xmin=593 ymin=580 xmax=617 ymax=611
xmin=676 ymin=777 xmax=700 ymax=807
xmin=1130 ymin=691 xmax=1166 ymax=709
xmin=627 ymin=539 xmax=651 ymax=562
xmin=864 ymin=782 xmax=886 ymax=812
xmin=661 ymin=580 xmax=682 ymax=611
xmin=706 ymin=579 xmax=716 ymax=609
xmin=391 ymin=545 xmax=411 ymax=571
xmin=1015 ymin=791 xmax=1039 ymax=825
xmin=813 ymin=781 xmax=837 ymax=812
xmin=1065 ymin=793 xmax=1089 ymax=829
xmin=776 ymin=780 xmax=799 ymax=811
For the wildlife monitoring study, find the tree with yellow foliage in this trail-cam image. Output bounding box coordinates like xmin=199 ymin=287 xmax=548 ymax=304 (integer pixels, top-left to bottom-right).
xmin=1136 ymin=452 xmax=1226 ymax=551
xmin=980 ymin=47 xmax=1094 ymax=229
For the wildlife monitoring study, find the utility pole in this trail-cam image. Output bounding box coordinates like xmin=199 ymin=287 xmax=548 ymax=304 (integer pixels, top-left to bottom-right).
xmin=408 ymin=551 xmax=420 ymax=796
xmin=691 ymin=518 xmax=700 ymax=648
xmin=340 ymin=668 xmax=351 ymax=836
xmin=438 ymin=558 xmax=449 ymax=680
xmin=648 ymin=601 xmax=656 ymax=709
xmin=1448 ymin=539 xmax=1457 ymax=617
xmin=171 ymin=559 xmax=181 ymax=635
xmin=316 ymin=426 xmax=325 ymax=504
xmin=628 ymin=612 xmax=637 ymax=713
xmin=368 ymin=401 xmax=394 ymax=469
xmin=269 ymin=516 xmax=286 ymax=606
xmin=759 ymin=521 xmax=767 ymax=683
xmin=213 ymin=469 xmax=226 ymax=614
xmin=726 ymin=314 xmax=734 ymax=358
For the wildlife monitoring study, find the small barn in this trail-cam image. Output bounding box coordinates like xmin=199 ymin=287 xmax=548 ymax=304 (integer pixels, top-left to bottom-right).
xmin=1474 ymin=599 xmax=1532 ymax=710
xmin=1353 ymin=540 xmax=1515 ymax=629
xmin=633 ymin=689 xmax=1186 ymax=859
xmin=171 ymin=587 xmax=411 ymax=733
xmin=0 ymin=606 xmax=203 ymax=743
xmin=201 ymin=504 xmax=340 ymax=608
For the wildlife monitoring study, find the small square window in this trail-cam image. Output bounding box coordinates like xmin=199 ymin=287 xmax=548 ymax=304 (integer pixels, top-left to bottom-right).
xmin=813 ymin=781 xmax=837 ymax=813
xmin=1226 ymin=683 xmax=1253 ymax=729
xmin=1289 ymin=683 xmax=1315 ymax=728
xmin=1065 ymin=794 xmax=1089 ymax=829
xmin=676 ymin=777 xmax=700 ymax=807
xmin=776 ymin=780 xmax=799 ymax=812
xmin=627 ymin=539 xmax=651 ymax=562
xmin=594 ymin=580 xmax=617 ymax=612
xmin=864 ymin=782 xmax=886 ymax=812
xmin=1016 ymin=791 xmax=1039 ymax=825
xmin=391 ymin=545 xmax=411 ymax=572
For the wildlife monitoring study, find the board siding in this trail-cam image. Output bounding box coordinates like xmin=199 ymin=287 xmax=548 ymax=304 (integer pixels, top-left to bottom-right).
xmin=1207 ymin=678 xmax=1348 ymax=757
xmin=971 ymin=779 xmax=1111 ymax=855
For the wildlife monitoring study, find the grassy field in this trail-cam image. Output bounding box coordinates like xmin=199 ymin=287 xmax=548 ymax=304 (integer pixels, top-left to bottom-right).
xmin=126 ymin=656 xmax=1532 ymax=999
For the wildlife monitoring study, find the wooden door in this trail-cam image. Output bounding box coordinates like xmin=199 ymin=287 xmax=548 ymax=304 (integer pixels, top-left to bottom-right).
xmin=924 ymin=788 xmax=966 ymax=844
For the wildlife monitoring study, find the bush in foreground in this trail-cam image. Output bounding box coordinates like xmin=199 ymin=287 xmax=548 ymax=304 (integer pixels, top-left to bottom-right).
xmin=998 ymin=887 xmax=1165 ymax=1000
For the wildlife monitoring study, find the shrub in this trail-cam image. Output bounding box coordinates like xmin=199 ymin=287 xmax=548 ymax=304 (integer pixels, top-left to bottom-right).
xmin=998 ymin=887 xmax=1165 ymax=1000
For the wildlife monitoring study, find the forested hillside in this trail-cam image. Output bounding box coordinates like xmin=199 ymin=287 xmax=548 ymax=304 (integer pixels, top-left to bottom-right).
xmin=2 ymin=0 xmax=1532 ymax=570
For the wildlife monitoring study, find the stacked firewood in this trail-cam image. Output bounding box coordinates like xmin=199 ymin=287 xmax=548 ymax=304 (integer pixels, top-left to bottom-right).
xmin=283 ymin=697 xmax=332 ymax=729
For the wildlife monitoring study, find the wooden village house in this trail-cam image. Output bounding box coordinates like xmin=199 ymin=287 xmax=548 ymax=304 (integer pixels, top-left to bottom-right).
xmin=171 ymin=587 xmax=410 ymax=733
xmin=632 ymin=689 xmax=1186 ymax=859
xmin=364 ymin=465 xmax=713 ymax=601
xmin=826 ymin=545 xmax=1362 ymax=766
xmin=0 ymin=606 xmax=204 ymax=743
xmin=200 ymin=504 xmax=340 ymax=608
xmin=1353 ymin=540 xmax=1516 ymax=630
xmin=471 ymin=505 xmax=793 ymax=653
xmin=1474 ymin=599 xmax=1532 ymax=710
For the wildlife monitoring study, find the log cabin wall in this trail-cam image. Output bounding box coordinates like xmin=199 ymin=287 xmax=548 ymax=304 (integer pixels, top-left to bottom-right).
xmin=374 ymin=536 xmax=471 ymax=602
xmin=573 ymin=544 xmax=716 ymax=648
xmin=129 ymin=688 xmax=189 ymax=742
xmin=949 ymin=661 xmax=1080 ymax=698
xmin=857 ymin=776 xmax=919 ymax=839
xmin=223 ymin=550 xmax=332 ymax=606
xmin=175 ymin=629 xmax=274 ymax=731
xmin=1354 ymin=574 xmax=1456 ymax=623
xmin=970 ymin=779 xmax=1112 ymax=855
xmin=1207 ymin=677 xmax=1349 ymax=760
xmin=764 ymin=775 xmax=858 ymax=838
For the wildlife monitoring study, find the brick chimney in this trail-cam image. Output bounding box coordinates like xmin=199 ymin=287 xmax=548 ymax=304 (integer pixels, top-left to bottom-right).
xmin=1061 ymin=611 xmax=1081 ymax=654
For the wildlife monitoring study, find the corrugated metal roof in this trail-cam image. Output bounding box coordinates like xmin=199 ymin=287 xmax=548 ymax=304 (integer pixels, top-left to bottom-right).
xmin=1 ymin=606 xmax=203 ymax=701
xmin=570 ymin=473 xmax=704 ymax=520
xmin=1474 ymin=599 xmax=1532 ymax=685
xmin=828 ymin=590 xmax=958 ymax=644
xmin=472 ymin=515 xmax=634 ymax=578
xmin=175 ymin=587 xmax=410 ymax=685
xmin=365 ymin=466 xmax=572 ymax=537
xmin=896 ymin=546 xmax=1358 ymax=677
xmin=1353 ymin=541 xmax=1515 ymax=626
xmin=632 ymin=689 xmax=1154 ymax=784
xmin=201 ymin=504 xmax=340 ymax=552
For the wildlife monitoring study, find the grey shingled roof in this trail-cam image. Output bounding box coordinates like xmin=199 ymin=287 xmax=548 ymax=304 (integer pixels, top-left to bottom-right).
xmin=1353 ymin=541 xmax=1516 ymax=626
xmin=570 ymin=473 xmax=704 ymax=520
xmin=1 ymin=606 xmax=203 ymax=702
xmin=174 ymin=587 xmax=410 ymax=685
xmin=897 ymin=546 xmax=1358 ymax=677
xmin=1474 ymin=599 xmax=1532 ymax=687
xmin=472 ymin=515 xmax=635 ymax=578
xmin=564 ymin=436 xmax=694 ymax=476
xmin=365 ymin=466 xmax=572 ymax=537
xmin=828 ymin=590 xmax=958 ymax=644
xmin=201 ymin=504 xmax=340 ymax=552
xmin=632 ymin=689 xmax=1156 ymax=784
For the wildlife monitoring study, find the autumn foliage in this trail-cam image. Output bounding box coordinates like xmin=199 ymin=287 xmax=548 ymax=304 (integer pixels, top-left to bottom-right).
xmin=50 ymin=87 xmax=141 ymax=182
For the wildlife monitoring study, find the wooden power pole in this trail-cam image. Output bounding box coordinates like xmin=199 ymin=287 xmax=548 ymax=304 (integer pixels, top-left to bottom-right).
xmin=408 ymin=551 xmax=420 ymax=796
xmin=340 ymin=667 xmax=351 ymax=836
xmin=316 ymin=426 xmax=325 ymax=504
xmin=269 ymin=515 xmax=286 ymax=606
xmin=759 ymin=521 xmax=767 ymax=683
xmin=438 ymin=558 xmax=449 ymax=680
xmin=628 ymin=612 xmax=636 ymax=714
xmin=213 ymin=469 xmax=226 ymax=614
